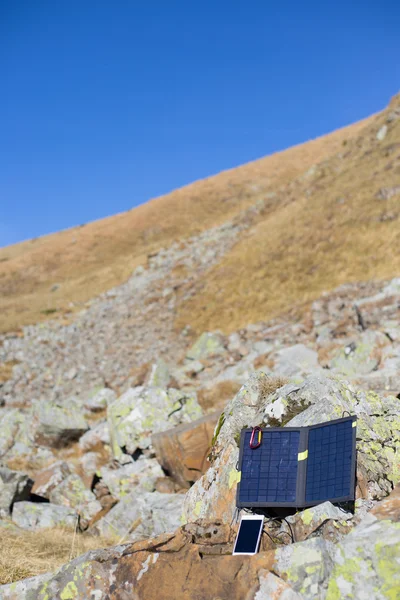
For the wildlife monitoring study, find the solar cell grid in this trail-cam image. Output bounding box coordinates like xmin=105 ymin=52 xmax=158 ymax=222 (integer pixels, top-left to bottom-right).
xmin=237 ymin=416 xmax=356 ymax=508
xmin=239 ymin=430 xmax=300 ymax=504
xmin=305 ymin=420 xmax=353 ymax=503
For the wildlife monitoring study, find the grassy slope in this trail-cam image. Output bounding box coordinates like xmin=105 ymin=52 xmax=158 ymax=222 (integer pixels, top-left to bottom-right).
xmin=175 ymin=95 xmax=400 ymax=333
xmin=0 ymin=115 xmax=371 ymax=333
xmin=4 ymin=91 xmax=400 ymax=337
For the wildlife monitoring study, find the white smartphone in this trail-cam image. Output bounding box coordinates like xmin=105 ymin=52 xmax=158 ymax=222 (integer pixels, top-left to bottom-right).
xmin=232 ymin=514 xmax=264 ymax=555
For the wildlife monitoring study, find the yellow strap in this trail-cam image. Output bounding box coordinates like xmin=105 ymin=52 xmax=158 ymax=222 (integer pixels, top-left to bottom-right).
xmin=352 ymin=421 xmax=356 ymax=428
xmin=298 ymin=450 xmax=308 ymax=461
xmin=258 ymin=431 xmax=262 ymax=443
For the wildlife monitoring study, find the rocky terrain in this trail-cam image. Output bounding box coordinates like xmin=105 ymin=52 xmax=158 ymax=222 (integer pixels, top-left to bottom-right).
xmin=0 ymin=92 xmax=400 ymax=599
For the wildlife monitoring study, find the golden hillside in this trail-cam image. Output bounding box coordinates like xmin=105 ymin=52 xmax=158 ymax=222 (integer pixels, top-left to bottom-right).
xmin=1 ymin=93 xmax=399 ymax=334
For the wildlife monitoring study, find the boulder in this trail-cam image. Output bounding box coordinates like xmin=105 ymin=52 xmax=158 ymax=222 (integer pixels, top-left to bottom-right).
xmin=92 ymin=490 xmax=185 ymax=542
xmin=78 ymin=420 xmax=110 ymax=452
xmin=278 ymin=501 xmax=353 ymax=544
xmin=273 ymin=537 xmax=335 ymax=598
xmin=99 ymin=458 xmax=164 ymax=498
xmin=0 ymin=526 xmax=274 ymax=600
xmin=152 ymin=411 xmax=220 ymax=488
xmin=184 ymin=372 xmax=400 ymax=524
xmin=107 ymin=386 xmax=202 ymax=461
xmin=83 ymin=388 xmax=116 ymax=413
xmin=0 ymin=467 xmax=32 ymax=517
xmin=49 ymin=474 xmax=102 ymax=528
xmin=330 ymin=330 xmax=390 ymax=377
xmin=323 ymin=516 xmax=400 ymax=598
xmin=12 ymin=501 xmax=77 ymax=530
xmin=272 ymin=344 xmax=320 ymax=378
xmin=255 ymin=571 xmax=303 ymax=600
xmin=31 ymin=399 xmax=88 ymax=448
xmin=31 ymin=461 xmax=72 ymax=499
xmin=0 ymin=409 xmax=32 ymax=460
xmin=186 ymin=332 xmax=225 ymax=360
xmin=146 ymin=359 xmax=171 ymax=388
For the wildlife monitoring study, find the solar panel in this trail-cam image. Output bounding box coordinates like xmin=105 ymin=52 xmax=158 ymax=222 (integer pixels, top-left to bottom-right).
xmin=236 ymin=416 xmax=356 ymax=508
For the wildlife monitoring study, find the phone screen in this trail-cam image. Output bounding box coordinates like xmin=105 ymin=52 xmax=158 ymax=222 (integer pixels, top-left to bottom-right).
xmin=233 ymin=518 xmax=263 ymax=554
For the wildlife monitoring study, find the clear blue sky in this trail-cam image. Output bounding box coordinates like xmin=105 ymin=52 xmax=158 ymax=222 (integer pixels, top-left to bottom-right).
xmin=1 ymin=1 xmax=399 ymax=247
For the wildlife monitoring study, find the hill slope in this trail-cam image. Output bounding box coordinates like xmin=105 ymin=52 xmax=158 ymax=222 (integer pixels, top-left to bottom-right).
xmin=0 ymin=112 xmax=373 ymax=333
xmin=0 ymin=93 xmax=399 ymax=335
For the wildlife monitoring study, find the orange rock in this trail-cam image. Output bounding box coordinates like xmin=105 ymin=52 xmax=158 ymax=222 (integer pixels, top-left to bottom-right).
xmin=152 ymin=412 xmax=220 ymax=488
xmin=371 ymin=484 xmax=400 ymax=521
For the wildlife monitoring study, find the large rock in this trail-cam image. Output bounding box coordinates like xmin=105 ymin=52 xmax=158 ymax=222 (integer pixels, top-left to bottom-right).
xmin=0 ymin=467 xmax=32 ymax=517
xmin=49 ymin=474 xmax=102 ymax=528
xmin=146 ymin=359 xmax=171 ymax=388
xmin=279 ymin=501 xmax=353 ymax=544
xmin=92 ymin=490 xmax=185 ymax=542
xmin=323 ymin=516 xmax=400 ymax=599
xmin=273 ymin=537 xmax=335 ymax=598
xmin=12 ymin=501 xmax=77 ymax=530
xmin=31 ymin=399 xmax=88 ymax=448
xmin=107 ymin=386 xmax=202 ymax=461
xmin=266 ymin=376 xmax=400 ymax=499
xmin=0 ymin=526 xmax=274 ymax=600
xmin=272 ymin=344 xmax=320 ymax=379
xmin=152 ymin=411 xmax=220 ymax=488
xmin=78 ymin=420 xmax=110 ymax=452
xmin=99 ymin=458 xmax=164 ymax=498
xmin=31 ymin=461 xmax=72 ymax=499
xmin=83 ymin=388 xmax=116 ymax=413
xmin=0 ymin=409 xmax=32 ymax=460
xmin=184 ymin=372 xmax=400 ymax=524
xmin=330 ymin=330 xmax=390 ymax=377
xmin=186 ymin=332 xmax=225 ymax=360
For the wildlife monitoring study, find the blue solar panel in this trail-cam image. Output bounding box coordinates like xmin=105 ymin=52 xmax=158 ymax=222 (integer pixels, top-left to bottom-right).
xmin=239 ymin=430 xmax=300 ymax=504
xmin=305 ymin=419 xmax=353 ymax=503
xmin=236 ymin=416 xmax=356 ymax=508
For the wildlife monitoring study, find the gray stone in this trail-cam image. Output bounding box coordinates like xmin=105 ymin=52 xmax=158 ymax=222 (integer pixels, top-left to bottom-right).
xmin=273 ymin=344 xmax=320 ymax=378
xmin=12 ymin=501 xmax=77 ymax=530
xmin=32 ymin=399 xmax=88 ymax=448
xmin=273 ymin=537 xmax=335 ymax=598
xmin=323 ymin=517 xmax=400 ymax=599
xmin=330 ymin=330 xmax=389 ymax=377
xmin=31 ymin=461 xmax=72 ymax=499
xmin=146 ymin=359 xmax=171 ymax=388
xmin=107 ymin=386 xmax=202 ymax=460
xmin=266 ymin=375 xmax=400 ymax=498
xmin=0 ymin=467 xmax=32 ymax=517
xmin=255 ymin=571 xmax=303 ymax=600
xmin=186 ymin=332 xmax=225 ymax=360
xmin=0 ymin=409 xmax=32 ymax=460
xmin=376 ymin=124 xmax=388 ymax=140
xmin=279 ymin=501 xmax=353 ymax=544
xmin=100 ymin=458 xmax=164 ymax=498
xmin=84 ymin=388 xmax=116 ymax=413
xmin=49 ymin=473 xmax=102 ymax=528
xmin=78 ymin=420 xmax=110 ymax=452
xmin=92 ymin=490 xmax=184 ymax=542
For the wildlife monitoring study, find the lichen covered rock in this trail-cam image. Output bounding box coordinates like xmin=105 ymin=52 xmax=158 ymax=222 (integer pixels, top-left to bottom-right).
xmin=31 ymin=398 xmax=88 ymax=448
xmin=107 ymin=386 xmax=202 ymax=461
xmin=12 ymin=501 xmax=77 ymax=530
xmin=0 ymin=467 xmax=32 ymax=517
xmin=185 ymin=372 xmax=400 ymax=524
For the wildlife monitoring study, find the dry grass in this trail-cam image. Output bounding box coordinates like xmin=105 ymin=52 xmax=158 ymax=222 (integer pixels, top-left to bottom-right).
xmin=0 ymin=526 xmax=115 ymax=585
xmin=258 ymin=375 xmax=289 ymax=401
xmin=0 ymin=115 xmax=372 ymax=333
xmin=0 ymin=360 xmax=19 ymax=383
xmin=197 ymin=380 xmax=242 ymax=412
xmin=175 ymin=99 xmax=400 ymax=333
